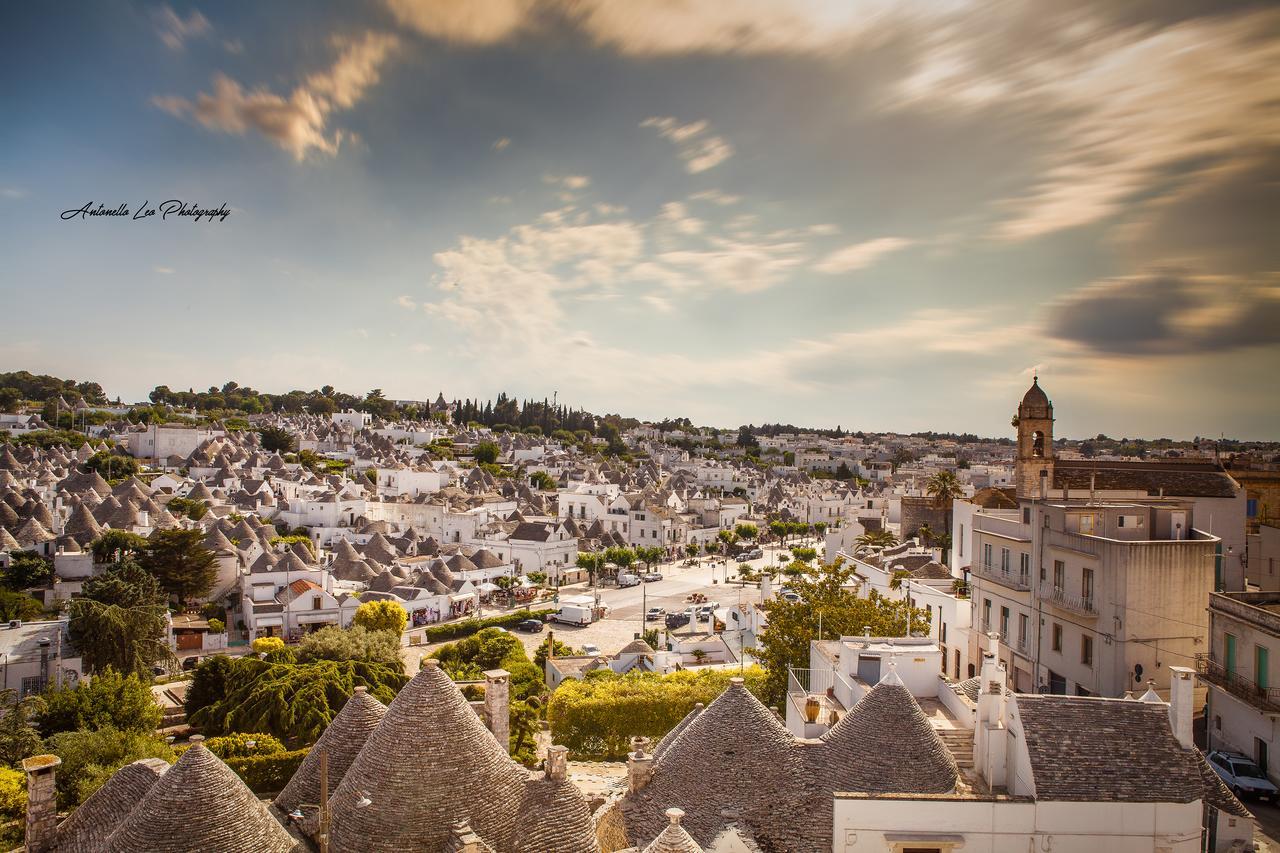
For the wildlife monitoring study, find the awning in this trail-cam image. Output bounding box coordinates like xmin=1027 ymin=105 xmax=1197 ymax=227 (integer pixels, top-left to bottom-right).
xmin=477 ymin=582 xmax=501 ymax=593
xmin=450 ymin=593 xmax=475 ymax=603
xmin=254 ymin=616 xmax=283 ymax=627
xmin=297 ymin=613 xmax=338 ymax=624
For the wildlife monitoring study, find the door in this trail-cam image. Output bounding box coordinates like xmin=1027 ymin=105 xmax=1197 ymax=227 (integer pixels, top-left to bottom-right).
xmin=176 ymin=632 xmax=202 ymax=651
xmin=1257 ymin=738 xmax=1269 ymax=775
xmin=1048 ymin=671 xmax=1067 ymax=694
xmin=857 ymin=655 xmax=881 ymax=685
xmin=1257 ymin=645 xmax=1270 ymax=689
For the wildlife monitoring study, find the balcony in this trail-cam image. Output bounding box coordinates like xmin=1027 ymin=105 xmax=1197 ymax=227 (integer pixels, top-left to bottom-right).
xmin=974 ymin=561 xmax=1031 ymax=592
xmin=1196 ymin=654 xmax=1280 ymax=715
xmin=787 ymin=666 xmax=859 ymax=714
xmin=1039 ymin=586 xmax=1098 ymax=617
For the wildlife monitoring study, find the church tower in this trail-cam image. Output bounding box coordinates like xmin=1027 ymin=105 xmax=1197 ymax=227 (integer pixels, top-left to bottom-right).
xmin=1014 ymin=375 xmax=1054 ymax=499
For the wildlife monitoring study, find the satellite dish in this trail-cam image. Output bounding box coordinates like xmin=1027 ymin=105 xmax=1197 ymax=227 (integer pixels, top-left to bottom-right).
xmin=1134 ymin=663 xmax=1144 ymax=682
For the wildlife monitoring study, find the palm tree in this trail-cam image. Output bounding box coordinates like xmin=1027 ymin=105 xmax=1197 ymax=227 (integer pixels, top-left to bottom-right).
xmin=916 ymin=524 xmax=935 ymax=546
xmin=854 ymin=529 xmax=898 ymax=554
xmin=926 ymin=470 xmax=963 ymax=502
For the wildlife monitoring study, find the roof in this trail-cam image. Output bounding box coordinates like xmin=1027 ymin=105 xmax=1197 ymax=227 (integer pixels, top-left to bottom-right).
xmin=276 ymin=686 xmax=387 ymax=815
xmin=57 ymin=758 xmax=169 ymax=851
xmin=104 ymin=740 xmax=296 ymax=852
xmin=1014 ymin=694 xmax=1202 ymax=803
xmin=1054 ymin=459 xmax=1238 ymax=499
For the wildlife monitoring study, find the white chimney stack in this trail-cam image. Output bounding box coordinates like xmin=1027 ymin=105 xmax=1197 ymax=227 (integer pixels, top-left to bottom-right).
xmin=1168 ymin=666 xmax=1195 ymax=749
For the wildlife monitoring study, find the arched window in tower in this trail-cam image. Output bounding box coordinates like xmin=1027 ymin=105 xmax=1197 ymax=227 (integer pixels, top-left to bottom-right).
xmin=1032 ymin=431 xmax=1045 ymax=458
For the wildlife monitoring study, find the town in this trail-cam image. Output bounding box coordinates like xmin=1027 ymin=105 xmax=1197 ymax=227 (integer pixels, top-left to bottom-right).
xmin=0 ymin=370 xmax=1276 ymax=851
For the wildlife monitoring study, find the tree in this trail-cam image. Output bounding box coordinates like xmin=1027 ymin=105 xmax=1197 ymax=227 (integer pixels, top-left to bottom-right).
xmin=494 ymin=575 xmax=519 ymax=608
xmin=185 ymin=654 xmax=237 ymax=717
xmin=791 ymin=546 xmax=817 ymax=563
xmin=90 ymin=530 xmax=148 ymax=564
xmin=635 ymin=546 xmax=664 ymax=575
xmin=2 ymin=551 xmax=51 ymax=590
xmin=734 ymin=523 xmax=758 ymax=541
xmin=835 ymin=461 xmax=854 ymax=480
xmin=140 ymin=528 xmax=218 ymax=605
xmin=45 ymin=727 xmax=175 ymax=809
xmin=0 ymin=690 xmax=43 ymax=767
xmin=751 ymin=558 xmax=930 ymax=706
xmin=257 ymin=425 xmax=296 ymax=453
xmin=533 ymin=636 xmax=574 ymax=673
xmin=575 ymin=552 xmax=603 ymax=584
xmin=854 ymin=529 xmax=898 ymax=553
xmin=352 ymin=600 xmax=408 ymax=635
xmin=252 ymin=637 xmax=286 ymax=656
xmin=0 ymin=591 xmax=42 ymax=623
xmin=36 ymin=668 xmax=162 ymax=737
xmin=685 ymin=543 xmax=700 ymax=558
xmin=0 ymin=765 xmax=25 ymax=850
xmin=84 ymin=450 xmax=140 ymax=481
xmin=67 ymin=561 xmax=170 ymax=677
xmin=189 ymin=657 xmax=406 ymax=746
xmin=603 ymin=546 xmax=635 ymax=576
xmin=296 ymin=624 xmax=403 ymax=668
xmin=926 ymin=470 xmax=963 ymax=502
xmin=165 ymin=496 xmax=208 ymax=521
xmin=473 ymin=441 xmax=500 ymax=465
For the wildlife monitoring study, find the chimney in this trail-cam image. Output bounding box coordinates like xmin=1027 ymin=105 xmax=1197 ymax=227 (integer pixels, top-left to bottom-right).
xmin=760 ymin=573 xmax=773 ymax=601
xmin=628 ymin=737 xmax=654 ymax=792
xmin=546 ymin=744 xmax=568 ymax=781
xmin=22 ymin=755 xmax=61 ymax=853
xmin=483 ymin=669 xmax=511 ymax=753
xmin=1168 ymin=666 xmax=1195 ymax=749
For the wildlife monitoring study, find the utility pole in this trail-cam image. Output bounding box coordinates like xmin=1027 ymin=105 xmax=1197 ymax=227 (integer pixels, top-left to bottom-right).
xmin=318 ymin=750 xmax=330 ymax=853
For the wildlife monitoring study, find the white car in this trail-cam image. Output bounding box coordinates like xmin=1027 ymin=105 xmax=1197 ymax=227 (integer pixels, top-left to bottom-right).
xmin=1207 ymin=750 xmax=1279 ymax=801
xmin=581 ymin=643 xmax=601 ymax=657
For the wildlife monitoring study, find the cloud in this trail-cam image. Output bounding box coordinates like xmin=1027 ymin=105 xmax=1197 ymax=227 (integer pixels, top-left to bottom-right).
xmin=492 ymin=137 xmax=511 ymax=151
xmin=688 ymin=190 xmax=740 ymax=206
xmin=1046 ymin=271 xmax=1280 ymax=356
xmin=812 ymin=237 xmax=913 ymax=274
xmin=409 ymin=342 xmax=432 ymax=353
xmin=154 ymin=6 xmax=212 ymax=50
xmin=883 ymin=6 xmax=1280 ymax=241
xmin=395 ymin=294 xmax=417 ymax=310
xmin=383 ymin=0 xmax=535 ymax=44
xmin=0 ymin=188 xmax=27 ymax=200
xmin=152 ymin=32 xmax=399 ymax=160
xmin=641 ymin=117 xmax=734 ymax=173
xmin=544 ymin=174 xmax=589 ymax=189
xmin=153 ymin=266 xmax=176 ymax=275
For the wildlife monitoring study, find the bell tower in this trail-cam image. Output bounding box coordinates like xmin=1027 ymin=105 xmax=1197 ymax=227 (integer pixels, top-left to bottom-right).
xmin=1014 ymin=375 xmax=1054 ymax=499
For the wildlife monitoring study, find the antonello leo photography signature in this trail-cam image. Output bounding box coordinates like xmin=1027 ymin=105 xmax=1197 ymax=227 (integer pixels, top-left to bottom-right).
xmin=61 ymin=200 xmax=231 ymax=222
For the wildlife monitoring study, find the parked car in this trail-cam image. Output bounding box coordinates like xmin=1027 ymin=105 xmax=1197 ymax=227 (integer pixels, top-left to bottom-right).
xmin=646 ymin=607 xmax=666 ymax=621
xmin=1207 ymin=750 xmax=1278 ymax=800
xmin=581 ymin=643 xmax=601 ymax=657
xmin=181 ymin=656 xmax=200 ymax=672
xmin=665 ymin=612 xmax=691 ymax=629
xmin=780 ymin=591 xmax=802 ymax=603
xmin=617 ymin=573 xmax=642 ymax=588
xmin=515 ymin=619 xmax=544 ymax=633
xmin=642 ymin=572 xmax=663 ymax=583
xmin=741 ymin=549 xmax=763 ymax=561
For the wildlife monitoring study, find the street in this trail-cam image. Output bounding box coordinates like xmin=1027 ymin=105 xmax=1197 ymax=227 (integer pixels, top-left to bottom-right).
xmin=400 ymin=546 xmax=814 ymax=673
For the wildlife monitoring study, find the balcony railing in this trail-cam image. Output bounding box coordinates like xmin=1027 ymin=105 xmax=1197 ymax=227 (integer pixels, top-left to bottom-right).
xmin=1196 ymin=654 xmax=1280 ymax=714
xmin=1039 ymin=586 xmax=1098 ymax=616
xmin=975 ymin=561 xmax=1031 ymax=591
xmin=787 ymin=666 xmax=858 ymax=711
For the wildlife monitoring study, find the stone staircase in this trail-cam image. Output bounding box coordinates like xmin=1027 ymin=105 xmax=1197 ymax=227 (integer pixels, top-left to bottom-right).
xmin=934 ymin=727 xmax=974 ymax=771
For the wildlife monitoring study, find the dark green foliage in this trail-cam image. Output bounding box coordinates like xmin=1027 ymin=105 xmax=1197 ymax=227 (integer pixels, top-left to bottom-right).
xmin=185 ymin=654 xmax=237 ymax=717
xmin=473 ymin=441 xmax=500 ymax=465
xmin=295 ymin=624 xmax=402 ymax=667
xmin=225 ymin=748 xmax=309 ymax=795
xmin=164 ymin=496 xmax=208 ymax=521
xmin=188 ymin=657 xmax=408 ymax=746
xmin=0 ymin=691 xmax=43 ymax=767
xmin=45 ymin=727 xmax=175 ymax=809
xmin=0 ymin=591 xmax=43 ymax=623
xmin=84 ymin=449 xmax=140 ymax=480
xmin=140 ymin=528 xmax=218 ymax=604
xmin=421 ymin=609 xmax=554 ymax=643
xmin=67 ymin=561 xmax=170 ymax=677
xmin=2 ymin=551 xmax=52 ymax=590
xmin=90 ymin=530 xmax=148 ymax=564
xmin=202 ymin=732 xmax=286 ymax=758
xmin=36 ymin=669 xmax=162 ymax=737
xmin=257 ymin=425 xmax=296 ymax=453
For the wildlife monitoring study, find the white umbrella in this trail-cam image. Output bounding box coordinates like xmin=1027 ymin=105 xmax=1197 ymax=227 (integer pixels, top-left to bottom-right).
xmin=477 ymin=581 xmax=501 ymax=592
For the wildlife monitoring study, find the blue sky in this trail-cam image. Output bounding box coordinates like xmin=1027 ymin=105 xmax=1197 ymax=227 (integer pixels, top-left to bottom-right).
xmin=1 ymin=1 xmax=1277 ymax=439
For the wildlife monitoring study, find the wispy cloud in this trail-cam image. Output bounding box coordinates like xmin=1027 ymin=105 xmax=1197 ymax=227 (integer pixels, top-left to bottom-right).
xmin=492 ymin=137 xmax=511 ymax=151
xmin=154 ymin=5 xmax=212 ymax=51
xmin=395 ymin=294 xmax=417 ymax=310
xmin=641 ymin=117 xmax=734 ymax=174
xmin=152 ymin=31 xmax=400 ymax=160
xmin=812 ymin=237 xmax=912 ymax=274
xmin=153 ymin=265 xmax=176 ymax=275
xmin=0 ymin=188 xmax=27 ymax=200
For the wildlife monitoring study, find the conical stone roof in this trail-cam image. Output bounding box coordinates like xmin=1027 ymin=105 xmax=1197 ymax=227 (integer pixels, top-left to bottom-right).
xmin=326 ymin=659 xmax=528 ymax=852
xmin=57 ymin=758 xmax=169 ymax=851
xmin=105 ymin=738 xmax=297 ymax=852
xmin=276 ymin=686 xmax=388 ymax=814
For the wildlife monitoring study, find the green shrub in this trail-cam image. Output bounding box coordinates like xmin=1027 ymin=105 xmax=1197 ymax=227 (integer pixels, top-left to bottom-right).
xmin=203 ymin=732 xmax=285 ymax=759
xmin=206 ymin=618 xmax=225 ymax=634
xmin=0 ymin=766 xmax=25 ymax=851
xmin=225 ymin=748 xmax=309 ymax=794
xmin=36 ymin=669 xmax=162 ymax=737
xmin=45 ymin=727 xmax=175 ymax=809
xmin=423 ymin=609 xmax=553 ymax=643
xmin=548 ymin=667 xmax=769 ymax=760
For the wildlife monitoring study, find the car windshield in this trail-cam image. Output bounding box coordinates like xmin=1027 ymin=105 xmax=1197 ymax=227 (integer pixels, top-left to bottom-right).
xmin=1230 ymin=761 xmax=1268 ymax=780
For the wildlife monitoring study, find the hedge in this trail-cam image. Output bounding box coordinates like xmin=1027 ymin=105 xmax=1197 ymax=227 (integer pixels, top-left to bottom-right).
xmin=423 ymin=609 xmax=554 ymax=643
xmin=225 ymin=748 xmax=310 ymax=794
xmin=548 ymin=666 xmax=769 ymax=760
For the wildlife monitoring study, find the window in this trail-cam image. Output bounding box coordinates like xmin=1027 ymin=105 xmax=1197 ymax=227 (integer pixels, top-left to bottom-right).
xmin=941 ymin=621 xmax=947 ymax=643
xmin=1082 ymin=568 xmax=1094 ymax=603
xmin=1023 ymin=506 xmax=1031 ymax=524
xmin=983 ymin=543 xmax=992 ymax=569
xmin=1001 ymin=548 xmax=1010 ymax=574
xmin=1248 ymin=499 xmax=1259 ymax=518
xmin=983 ymin=598 xmax=991 ymax=630
xmin=1257 ymin=645 xmax=1270 ymax=690
xmin=1000 ymin=606 xmax=1009 ymax=638
xmin=1019 ymin=553 xmax=1030 ymax=582
xmin=1040 ymin=563 xmax=1046 ymax=583
xmin=1052 ymin=623 xmax=1063 ymax=652
xmin=1117 ymin=515 xmax=1125 ymax=528
xmin=1019 ymin=614 xmax=1028 ymax=646
xmin=959 ymin=525 xmax=965 ymax=557
xmin=1081 ymin=635 xmax=1093 ymax=666
xmin=1053 ymin=560 xmax=1065 ymax=592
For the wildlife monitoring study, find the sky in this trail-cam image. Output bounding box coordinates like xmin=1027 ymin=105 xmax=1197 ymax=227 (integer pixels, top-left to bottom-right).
xmin=1 ymin=0 xmax=1278 ymax=440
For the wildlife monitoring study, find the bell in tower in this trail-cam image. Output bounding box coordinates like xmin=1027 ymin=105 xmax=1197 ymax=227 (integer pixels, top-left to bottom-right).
xmin=1014 ymin=375 xmax=1054 ymax=499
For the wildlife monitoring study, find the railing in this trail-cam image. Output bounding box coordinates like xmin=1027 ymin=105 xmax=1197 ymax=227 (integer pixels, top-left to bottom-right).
xmin=1196 ymin=654 xmax=1280 ymax=714
xmin=1038 ymin=586 xmax=1098 ymax=616
xmin=974 ymin=561 xmax=1031 ymax=591
xmin=787 ymin=666 xmax=858 ymax=710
